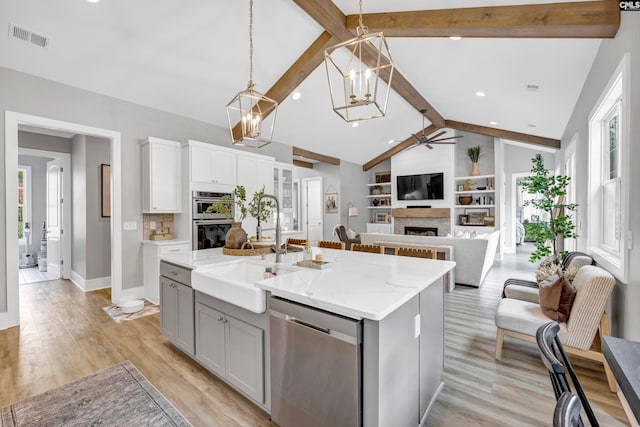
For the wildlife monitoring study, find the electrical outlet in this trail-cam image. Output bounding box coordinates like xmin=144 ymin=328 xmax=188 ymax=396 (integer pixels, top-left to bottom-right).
xmin=150 ymin=221 xmax=156 ymax=230
xmin=123 ymin=222 xmax=137 ymax=231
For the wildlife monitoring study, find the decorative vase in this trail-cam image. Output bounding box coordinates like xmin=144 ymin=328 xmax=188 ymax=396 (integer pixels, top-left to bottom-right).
xmin=471 ymin=162 xmax=480 ymax=176
xmin=225 ymin=221 xmax=248 ymax=249
xmin=372 ymin=198 xmax=379 ymax=206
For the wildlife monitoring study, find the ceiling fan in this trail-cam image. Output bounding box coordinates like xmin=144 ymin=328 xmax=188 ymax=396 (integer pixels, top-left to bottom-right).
xmin=411 ymin=109 xmax=463 ymax=149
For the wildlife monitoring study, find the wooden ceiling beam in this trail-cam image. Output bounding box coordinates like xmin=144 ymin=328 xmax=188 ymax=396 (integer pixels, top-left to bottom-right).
xmin=362 ymin=124 xmax=438 ymax=171
xmin=444 ymin=120 xmax=560 ymax=149
xmin=293 ymin=159 xmax=314 ymax=169
xmin=293 ymin=146 xmax=341 ymax=165
xmin=232 ymin=31 xmax=336 ymax=140
xmin=292 ymin=0 xmax=445 ymax=128
xmin=346 ymin=1 xmax=620 ymax=38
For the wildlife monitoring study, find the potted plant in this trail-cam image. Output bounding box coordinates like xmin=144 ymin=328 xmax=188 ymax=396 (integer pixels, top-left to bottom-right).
xmin=519 ymin=154 xmax=577 ymax=263
xmin=467 ymin=146 xmax=483 ymax=176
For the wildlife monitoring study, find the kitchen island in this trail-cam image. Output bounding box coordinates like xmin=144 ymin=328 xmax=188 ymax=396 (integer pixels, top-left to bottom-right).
xmin=159 ymin=247 xmax=455 ymax=427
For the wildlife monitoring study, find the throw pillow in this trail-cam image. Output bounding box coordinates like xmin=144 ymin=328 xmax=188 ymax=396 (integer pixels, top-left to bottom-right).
xmin=538 ymin=273 xmax=577 ymax=323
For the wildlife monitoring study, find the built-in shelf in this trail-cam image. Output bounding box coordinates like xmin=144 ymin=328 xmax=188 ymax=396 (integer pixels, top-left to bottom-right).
xmin=367 ymin=194 xmax=391 ymax=198
xmin=368 ymin=206 xmax=392 ymax=210
xmin=454 ymin=190 xmax=495 ymax=195
xmin=455 ymin=204 xmax=495 ymax=209
xmin=367 ymin=182 xmax=391 ymax=187
xmin=455 ymin=174 xmax=495 ymax=181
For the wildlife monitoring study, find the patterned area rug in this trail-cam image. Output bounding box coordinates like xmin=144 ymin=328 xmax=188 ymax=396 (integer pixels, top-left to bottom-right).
xmin=0 ymin=361 xmax=191 ymax=427
xmin=103 ymin=299 xmax=159 ymax=323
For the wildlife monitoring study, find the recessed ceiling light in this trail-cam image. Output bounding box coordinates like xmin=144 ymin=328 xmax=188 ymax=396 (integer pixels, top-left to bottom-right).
xmin=292 ymin=91 xmax=301 ymax=100
xmin=87 ymin=0 xmax=100 ymax=3
xmin=388 ymin=139 xmax=395 ymax=144
xmin=489 ymin=121 xmax=498 ymax=126
xmin=449 ymin=36 xmax=462 ymax=41
xmin=475 ymin=91 xmax=486 ymax=97
xmin=352 ymin=122 xmax=359 ymax=128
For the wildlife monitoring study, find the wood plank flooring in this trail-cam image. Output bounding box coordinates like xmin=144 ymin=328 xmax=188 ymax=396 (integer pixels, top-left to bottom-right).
xmin=0 ymin=247 xmax=629 ymax=426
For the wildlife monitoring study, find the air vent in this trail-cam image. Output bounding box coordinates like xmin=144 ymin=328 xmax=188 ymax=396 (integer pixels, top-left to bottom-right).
xmin=8 ymin=22 xmax=49 ymax=49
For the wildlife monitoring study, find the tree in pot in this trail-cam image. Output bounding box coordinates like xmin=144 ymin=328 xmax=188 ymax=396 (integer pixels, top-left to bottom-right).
xmin=519 ymin=154 xmax=577 ymax=263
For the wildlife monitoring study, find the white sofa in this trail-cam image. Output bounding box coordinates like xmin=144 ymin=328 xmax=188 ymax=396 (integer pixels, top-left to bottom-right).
xmin=361 ymin=231 xmax=500 ymax=287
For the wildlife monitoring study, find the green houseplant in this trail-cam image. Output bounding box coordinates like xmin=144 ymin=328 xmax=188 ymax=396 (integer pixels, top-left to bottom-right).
xmin=467 ymin=146 xmax=483 ymax=176
xmin=519 ymin=154 xmax=577 ymax=263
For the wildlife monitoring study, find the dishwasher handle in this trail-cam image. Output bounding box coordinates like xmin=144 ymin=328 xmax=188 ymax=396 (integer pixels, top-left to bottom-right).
xmin=270 ymin=309 xmax=359 ymax=345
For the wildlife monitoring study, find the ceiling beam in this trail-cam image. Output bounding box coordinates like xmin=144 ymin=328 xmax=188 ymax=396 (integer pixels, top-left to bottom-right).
xmin=293 ymin=159 xmax=314 ymax=169
xmin=346 ymin=1 xmax=620 ymax=38
xmin=362 ymin=124 xmax=439 ymax=171
xmin=293 ymin=146 xmax=341 ymax=165
xmin=292 ymin=0 xmax=445 ymax=128
xmin=232 ymin=31 xmax=336 ymax=140
xmin=444 ymin=120 xmax=560 ymax=149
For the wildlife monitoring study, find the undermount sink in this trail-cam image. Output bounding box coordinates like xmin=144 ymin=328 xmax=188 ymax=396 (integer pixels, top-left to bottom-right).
xmin=191 ymin=259 xmax=294 ymax=313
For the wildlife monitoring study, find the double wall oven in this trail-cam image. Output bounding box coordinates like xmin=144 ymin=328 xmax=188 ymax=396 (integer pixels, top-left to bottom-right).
xmin=192 ymin=191 xmax=233 ymax=250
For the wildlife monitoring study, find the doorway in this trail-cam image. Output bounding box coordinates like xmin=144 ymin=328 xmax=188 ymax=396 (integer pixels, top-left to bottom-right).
xmin=303 ymin=177 xmax=323 ymax=244
xmin=3 ymin=111 xmax=123 ymax=330
xmin=18 ymin=147 xmax=72 ymax=284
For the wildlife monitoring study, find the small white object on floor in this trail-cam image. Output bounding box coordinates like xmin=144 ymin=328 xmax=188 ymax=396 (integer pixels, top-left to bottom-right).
xmin=119 ymin=299 xmax=144 ymax=314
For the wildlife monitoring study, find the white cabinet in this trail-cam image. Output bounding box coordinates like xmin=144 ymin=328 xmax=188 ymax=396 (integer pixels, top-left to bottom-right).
xmin=237 ymin=153 xmax=274 ymax=235
xmin=143 ymin=241 xmax=190 ymax=304
xmin=453 ymin=174 xmax=496 ymax=229
xmin=195 ymin=301 xmax=264 ymax=403
xmin=367 ymin=223 xmax=392 ymax=234
xmin=142 ymin=137 xmax=182 ymax=213
xmin=190 ymin=142 xmax=236 ymax=186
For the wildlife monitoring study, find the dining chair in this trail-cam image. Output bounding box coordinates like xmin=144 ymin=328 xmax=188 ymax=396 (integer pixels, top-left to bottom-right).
xmin=317 ymin=240 xmax=346 ymax=250
xmin=350 ymin=243 xmax=384 ymax=254
xmin=554 ymin=392 xmax=583 ymax=427
xmin=537 ymin=322 xmax=598 ymax=426
xmin=394 ymin=247 xmax=437 ymax=259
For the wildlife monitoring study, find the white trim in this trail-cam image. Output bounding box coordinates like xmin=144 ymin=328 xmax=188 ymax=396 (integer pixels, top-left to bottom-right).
xmin=587 ymin=53 xmax=630 ymax=283
xmin=563 ymin=135 xmax=578 ymax=253
xmin=18 ymin=148 xmax=72 ymax=277
xmin=70 ymin=270 xmax=112 ymax=292
xmin=17 ymin=165 xmax=31 ymax=246
xmin=501 ymin=138 xmax=559 ymax=154
xmin=1 ymin=111 xmax=123 ymax=330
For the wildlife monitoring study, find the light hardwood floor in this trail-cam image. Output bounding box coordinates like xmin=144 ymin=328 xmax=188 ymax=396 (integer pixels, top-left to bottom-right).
xmin=0 ymin=248 xmax=629 ymax=426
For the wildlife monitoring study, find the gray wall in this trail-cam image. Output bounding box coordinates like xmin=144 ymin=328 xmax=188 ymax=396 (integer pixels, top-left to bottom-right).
xmin=71 ymin=135 xmax=112 ymax=280
xmin=0 ymin=65 xmax=309 ymax=312
xmin=340 ymin=161 xmax=369 ymax=234
xmin=312 ymin=162 xmax=342 ymax=239
xmin=18 ymin=131 xmax=72 ymax=153
xmin=455 ymin=131 xmax=495 ymax=177
xmin=558 ymin=14 xmax=640 ymax=340
xmin=17 ymin=154 xmax=52 ymax=250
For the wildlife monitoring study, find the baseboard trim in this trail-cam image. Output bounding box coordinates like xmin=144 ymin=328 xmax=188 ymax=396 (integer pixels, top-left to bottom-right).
xmin=70 ymin=271 xmax=111 ymax=292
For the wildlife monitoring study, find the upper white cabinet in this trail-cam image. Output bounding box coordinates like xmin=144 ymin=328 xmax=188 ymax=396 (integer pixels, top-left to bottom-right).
xmin=190 ymin=142 xmax=236 ymax=186
xmin=142 ymin=137 xmax=182 ymax=213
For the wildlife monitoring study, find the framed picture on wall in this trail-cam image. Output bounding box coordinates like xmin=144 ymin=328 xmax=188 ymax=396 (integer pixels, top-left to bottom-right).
xmin=324 ymin=192 xmax=338 ymax=214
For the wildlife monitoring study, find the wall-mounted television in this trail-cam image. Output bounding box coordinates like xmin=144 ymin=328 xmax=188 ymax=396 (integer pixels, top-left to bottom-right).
xmin=397 ymin=173 xmax=444 ymax=200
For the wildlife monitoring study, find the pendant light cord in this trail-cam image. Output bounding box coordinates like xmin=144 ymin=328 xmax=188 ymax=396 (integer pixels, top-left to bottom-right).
xmin=248 ymin=0 xmax=254 ymax=88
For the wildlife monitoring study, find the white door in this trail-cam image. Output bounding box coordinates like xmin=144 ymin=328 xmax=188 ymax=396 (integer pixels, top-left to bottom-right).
xmin=305 ymin=178 xmax=323 ymax=243
xmin=46 ymin=159 xmax=63 ymax=277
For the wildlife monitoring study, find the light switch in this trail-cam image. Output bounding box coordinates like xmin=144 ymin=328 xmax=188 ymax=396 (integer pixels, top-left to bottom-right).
xmin=123 ymin=222 xmax=137 ymax=231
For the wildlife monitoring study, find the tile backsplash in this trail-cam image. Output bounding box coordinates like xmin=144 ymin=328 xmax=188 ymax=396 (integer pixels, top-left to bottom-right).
xmin=143 ymin=213 xmax=174 ymax=240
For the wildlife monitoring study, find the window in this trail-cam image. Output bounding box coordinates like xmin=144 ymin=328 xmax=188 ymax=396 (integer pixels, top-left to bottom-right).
xmin=18 ymin=166 xmax=31 ymax=244
xmin=588 ymin=53 xmax=630 ymax=281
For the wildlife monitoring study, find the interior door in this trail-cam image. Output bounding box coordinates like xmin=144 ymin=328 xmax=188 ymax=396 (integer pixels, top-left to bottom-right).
xmin=46 ymin=159 xmax=63 ymax=277
xmin=305 ymin=178 xmax=323 ymax=243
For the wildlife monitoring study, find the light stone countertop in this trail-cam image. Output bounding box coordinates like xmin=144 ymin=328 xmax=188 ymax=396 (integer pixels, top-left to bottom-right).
xmin=160 ymin=247 xmax=455 ymax=321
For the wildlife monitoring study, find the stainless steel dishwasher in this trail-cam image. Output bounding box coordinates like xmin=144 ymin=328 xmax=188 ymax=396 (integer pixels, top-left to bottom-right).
xmin=270 ymin=296 xmax=362 ymax=427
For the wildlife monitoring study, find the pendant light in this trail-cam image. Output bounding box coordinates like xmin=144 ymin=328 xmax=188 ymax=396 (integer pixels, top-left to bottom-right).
xmin=323 ymin=0 xmax=394 ymax=123
xmin=226 ymin=0 xmax=278 ymax=148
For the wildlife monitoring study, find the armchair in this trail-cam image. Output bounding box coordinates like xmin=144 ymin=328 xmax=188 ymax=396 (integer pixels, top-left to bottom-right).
xmin=334 ymin=225 xmax=360 ymax=250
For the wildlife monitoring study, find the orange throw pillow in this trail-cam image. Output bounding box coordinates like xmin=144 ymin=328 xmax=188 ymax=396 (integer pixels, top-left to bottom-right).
xmin=538 ymin=273 xmax=577 ymax=323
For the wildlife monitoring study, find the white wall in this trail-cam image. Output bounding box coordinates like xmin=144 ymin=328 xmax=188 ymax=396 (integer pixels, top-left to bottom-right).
xmin=558 ymin=14 xmax=640 ymax=339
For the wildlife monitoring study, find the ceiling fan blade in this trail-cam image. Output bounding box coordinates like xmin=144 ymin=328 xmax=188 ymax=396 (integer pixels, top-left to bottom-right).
xmin=430 ymin=141 xmax=457 ymax=145
xmin=427 ymin=130 xmax=447 ymax=140
xmin=429 ymin=135 xmax=463 ymax=143
xmin=425 ymin=144 xmax=434 ymax=150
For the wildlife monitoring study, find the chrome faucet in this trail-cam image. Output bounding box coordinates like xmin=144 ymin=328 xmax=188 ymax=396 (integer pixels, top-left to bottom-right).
xmin=256 ymin=194 xmax=284 ymax=263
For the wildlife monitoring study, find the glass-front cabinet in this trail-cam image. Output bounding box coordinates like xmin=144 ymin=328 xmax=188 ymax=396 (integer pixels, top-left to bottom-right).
xmin=274 ymin=163 xmax=300 ymax=232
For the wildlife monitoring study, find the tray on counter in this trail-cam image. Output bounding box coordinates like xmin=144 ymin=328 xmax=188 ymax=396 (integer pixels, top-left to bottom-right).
xmin=296 ymin=260 xmax=331 ymax=270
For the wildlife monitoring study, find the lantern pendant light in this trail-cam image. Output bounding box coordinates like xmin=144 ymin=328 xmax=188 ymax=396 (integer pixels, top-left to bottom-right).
xmin=226 ymin=0 xmax=278 ymax=148
xmin=323 ymin=0 xmax=394 ymax=123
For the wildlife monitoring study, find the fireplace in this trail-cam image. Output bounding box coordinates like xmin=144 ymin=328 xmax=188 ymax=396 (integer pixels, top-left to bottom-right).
xmin=405 ymin=226 xmax=438 ymax=237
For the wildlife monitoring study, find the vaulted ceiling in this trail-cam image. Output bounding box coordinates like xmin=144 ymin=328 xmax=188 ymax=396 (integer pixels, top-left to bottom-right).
xmin=0 ymin=1 xmax=618 ymax=167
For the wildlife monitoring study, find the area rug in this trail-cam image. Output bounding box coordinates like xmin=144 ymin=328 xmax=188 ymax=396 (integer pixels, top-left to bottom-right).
xmin=103 ymin=299 xmax=159 ymax=323
xmin=0 ymin=360 xmax=191 ymax=427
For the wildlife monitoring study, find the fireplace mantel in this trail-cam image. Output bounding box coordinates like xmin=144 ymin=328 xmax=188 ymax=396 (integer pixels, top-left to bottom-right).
xmin=391 ymin=208 xmax=450 ymax=218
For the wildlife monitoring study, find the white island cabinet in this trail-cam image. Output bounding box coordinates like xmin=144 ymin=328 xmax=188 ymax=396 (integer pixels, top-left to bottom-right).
xmin=141 ymin=137 xmax=182 ymax=213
